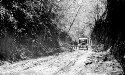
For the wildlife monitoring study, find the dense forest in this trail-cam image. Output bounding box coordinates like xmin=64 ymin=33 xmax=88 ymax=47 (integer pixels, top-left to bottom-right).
xmin=0 ymin=0 xmax=125 ymax=73
xmin=0 ymin=0 xmax=68 ymax=63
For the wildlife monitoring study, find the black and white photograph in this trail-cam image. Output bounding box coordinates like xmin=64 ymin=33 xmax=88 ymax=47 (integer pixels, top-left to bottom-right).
xmin=0 ymin=0 xmax=125 ymax=75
